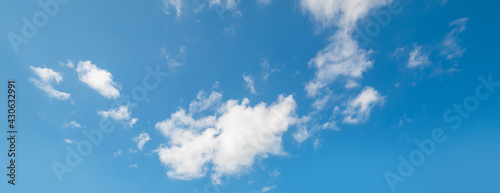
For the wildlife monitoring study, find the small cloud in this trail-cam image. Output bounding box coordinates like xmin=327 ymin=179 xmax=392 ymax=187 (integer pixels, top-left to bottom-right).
xmin=64 ymin=138 xmax=78 ymax=144
xmin=76 ymin=61 xmax=120 ymax=99
xmin=313 ymin=139 xmax=322 ymax=150
xmin=129 ymin=164 xmax=138 ymax=168
xmin=63 ymin=120 xmax=81 ymax=128
xmin=243 ymin=74 xmax=257 ymax=94
xmin=343 ymin=87 xmax=384 ymax=124
xmin=407 ymin=45 xmax=430 ymax=68
xmin=129 ymin=118 xmax=139 ymax=128
xmin=179 ymin=45 xmax=186 ymax=54
xmin=129 ymin=148 xmax=138 ymax=153
xmin=189 ymin=90 xmax=223 ymax=113
xmin=29 ymin=66 xmax=71 ymax=100
xmin=163 ymin=0 xmax=183 ymax=18
xmin=261 ymin=185 xmax=277 ymax=192
xmin=440 ymin=17 xmax=469 ymax=60
xmin=113 ymin=149 xmax=122 ymax=157
xmin=132 ymin=132 xmax=151 ymax=151
xmin=269 ymin=168 xmax=280 ymax=178
xmin=98 ymin=104 xmax=138 ymax=128
xmin=392 ymin=46 xmax=407 ymax=59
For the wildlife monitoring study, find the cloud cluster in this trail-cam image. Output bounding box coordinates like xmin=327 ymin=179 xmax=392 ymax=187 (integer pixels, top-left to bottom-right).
xmin=298 ymin=0 xmax=388 ymax=140
xmin=155 ymin=93 xmax=297 ymax=183
xmin=30 ymin=66 xmax=71 ymax=100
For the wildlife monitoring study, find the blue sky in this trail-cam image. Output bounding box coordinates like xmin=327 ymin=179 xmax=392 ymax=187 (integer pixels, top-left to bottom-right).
xmin=1 ymin=0 xmax=500 ymax=192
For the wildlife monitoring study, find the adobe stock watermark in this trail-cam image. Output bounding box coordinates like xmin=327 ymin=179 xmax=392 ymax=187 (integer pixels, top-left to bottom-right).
xmin=7 ymin=0 xmax=70 ymax=53
xmin=384 ymin=74 xmax=500 ymax=192
xmin=51 ymin=64 xmax=171 ymax=183
xmin=352 ymin=0 xmax=404 ymax=49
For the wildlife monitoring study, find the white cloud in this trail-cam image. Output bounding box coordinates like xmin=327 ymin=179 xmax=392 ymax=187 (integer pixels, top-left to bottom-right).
xmin=133 ymin=132 xmax=151 ymax=151
xmin=60 ymin=60 xmax=74 ymax=69
xmin=293 ymin=126 xmax=309 ymax=144
xmin=342 ymin=87 xmax=384 ymax=124
xmin=98 ymin=105 xmax=131 ymax=121
xmin=208 ymin=0 xmax=239 ymax=11
xmin=261 ymin=185 xmax=277 ymax=192
xmin=76 ymin=60 xmax=120 ymax=99
xmin=113 ymin=149 xmax=122 ymax=157
xmin=155 ymin=94 xmax=297 ymax=183
xmin=63 ymin=121 xmax=81 ymax=128
xmin=64 ymin=138 xmax=78 ymax=144
xmin=161 ymin=49 xmax=185 ymax=70
xmin=98 ymin=104 xmax=138 ymax=127
xmin=305 ymin=31 xmax=373 ymax=97
xmin=243 ymin=74 xmax=257 ymax=94
xmin=129 ymin=164 xmax=138 ymax=168
xmin=407 ymin=45 xmax=430 ymax=68
xmin=163 ymin=0 xmax=183 ymax=18
xmin=189 ymin=91 xmax=223 ymax=113
xmin=29 ymin=66 xmax=71 ymax=100
xmin=129 ymin=118 xmax=139 ymax=127
xmin=300 ymin=0 xmax=390 ymax=98
xmin=269 ymin=168 xmax=280 ymax=177
xmin=299 ymin=0 xmax=389 ymax=30
xmin=441 ymin=17 xmax=469 ymax=60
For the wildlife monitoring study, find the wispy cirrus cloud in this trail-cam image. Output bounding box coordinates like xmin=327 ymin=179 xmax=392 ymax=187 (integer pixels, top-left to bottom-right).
xmin=243 ymin=73 xmax=257 ymax=94
xmin=440 ymin=17 xmax=469 ymax=60
xmin=407 ymin=44 xmax=430 ymax=68
xmin=29 ymin=66 xmax=71 ymax=100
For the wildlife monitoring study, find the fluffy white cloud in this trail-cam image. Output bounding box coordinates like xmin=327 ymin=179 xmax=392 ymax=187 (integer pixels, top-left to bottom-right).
xmin=129 ymin=118 xmax=139 ymax=127
xmin=342 ymin=87 xmax=384 ymax=124
xmin=98 ymin=104 xmax=138 ymax=127
xmin=98 ymin=105 xmax=131 ymax=121
xmin=243 ymin=74 xmax=257 ymax=94
xmin=76 ymin=61 xmax=120 ymax=99
xmin=29 ymin=66 xmax=71 ymax=100
xmin=133 ymin=132 xmax=151 ymax=151
xmin=441 ymin=17 xmax=469 ymax=60
xmin=189 ymin=91 xmax=223 ymax=113
xmin=407 ymin=45 xmax=430 ymax=68
xmin=155 ymin=94 xmax=297 ymax=183
xmin=63 ymin=121 xmax=81 ymax=128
